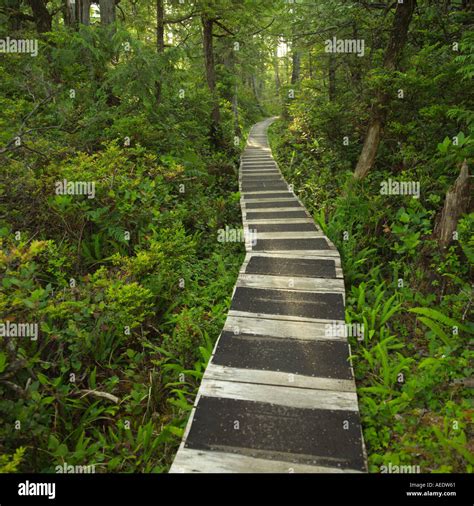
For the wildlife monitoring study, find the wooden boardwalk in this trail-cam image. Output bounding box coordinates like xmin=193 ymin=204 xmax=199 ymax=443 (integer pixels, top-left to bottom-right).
xmin=170 ymin=118 xmax=367 ymax=473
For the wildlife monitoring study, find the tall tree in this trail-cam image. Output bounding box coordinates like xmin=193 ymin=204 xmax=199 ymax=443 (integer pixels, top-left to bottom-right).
xmin=328 ymin=53 xmax=336 ymax=101
xmin=291 ymin=49 xmax=300 ymax=84
xmin=155 ymin=0 xmax=164 ymax=102
xmin=99 ymin=0 xmax=116 ymax=26
xmin=77 ymin=0 xmax=91 ymax=25
xmin=27 ymin=0 xmax=52 ymax=33
xmin=434 ymin=160 xmax=471 ymax=249
xmin=354 ymin=0 xmax=416 ymax=180
xmin=273 ymin=44 xmax=281 ymax=92
xmin=201 ymin=11 xmax=222 ymax=146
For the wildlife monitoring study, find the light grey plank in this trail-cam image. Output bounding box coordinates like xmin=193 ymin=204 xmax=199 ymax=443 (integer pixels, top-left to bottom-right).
xmin=199 ymin=378 xmax=359 ymax=411
xmin=228 ymin=309 xmax=346 ymax=326
xmin=243 ymin=197 xmax=296 ymax=203
xmin=242 ymin=190 xmax=295 ymax=195
xmin=251 ymin=249 xmax=340 ymax=256
xmin=237 ymin=274 xmax=345 ymax=293
xmin=224 ymin=314 xmax=346 ymax=341
xmin=203 ymin=363 xmax=356 ymax=392
xmin=244 ymin=208 xmax=305 ymax=214
xmin=253 ymin=231 xmax=324 ymax=239
xmin=241 ymin=251 xmax=341 ymax=261
xmin=169 ymin=448 xmax=363 ymax=474
xmin=244 ymin=218 xmax=314 ymax=224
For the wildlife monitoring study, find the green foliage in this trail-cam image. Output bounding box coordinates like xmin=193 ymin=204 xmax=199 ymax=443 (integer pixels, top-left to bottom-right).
xmin=0 ymin=11 xmax=250 ymax=471
xmin=1 ymin=0 xmax=472 ymax=477
xmin=0 ymin=447 xmax=26 ymax=473
xmin=270 ymin=31 xmax=473 ymax=470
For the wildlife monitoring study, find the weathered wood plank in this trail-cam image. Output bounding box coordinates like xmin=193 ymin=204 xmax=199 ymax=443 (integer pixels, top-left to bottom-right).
xmin=237 ymin=273 xmax=345 ymax=293
xmin=224 ymin=314 xmax=346 ymax=341
xmin=170 ymin=448 xmax=363 ymax=473
xmin=244 ymin=218 xmax=313 ymax=224
xmin=203 ymin=363 xmax=355 ymax=392
xmin=199 ymin=378 xmax=359 ymax=411
xmin=252 ymin=231 xmax=325 ymax=239
xmin=228 ymin=309 xmax=346 ymax=326
xmin=170 ymin=117 xmax=367 ymax=474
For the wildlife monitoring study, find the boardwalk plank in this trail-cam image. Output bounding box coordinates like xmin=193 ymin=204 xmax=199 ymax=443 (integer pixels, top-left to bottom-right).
xmin=170 ymin=117 xmax=367 ymax=474
xmin=198 ymin=378 xmax=359 ymax=411
xmin=170 ymin=448 xmax=363 ymax=473
xmin=224 ymin=314 xmax=345 ymax=341
xmin=183 ymin=397 xmax=367 ymax=470
xmin=237 ymin=273 xmax=344 ymax=293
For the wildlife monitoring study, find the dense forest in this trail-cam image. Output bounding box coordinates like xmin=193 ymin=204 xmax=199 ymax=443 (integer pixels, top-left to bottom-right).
xmin=0 ymin=0 xmax=472 ymax=475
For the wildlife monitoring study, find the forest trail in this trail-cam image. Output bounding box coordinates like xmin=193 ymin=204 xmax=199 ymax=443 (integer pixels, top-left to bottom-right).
xmin=170 ymin=118 xmax=367 ymax=473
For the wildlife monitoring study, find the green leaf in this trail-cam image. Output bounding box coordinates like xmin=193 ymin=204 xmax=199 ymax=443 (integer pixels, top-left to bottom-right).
xmin=0 ymin=352 xmax=7 ymax=373
xmin=409 ymin=307 xmax=473 ymax=334
xmin=417 ymin=316 xmax=452 ymax=347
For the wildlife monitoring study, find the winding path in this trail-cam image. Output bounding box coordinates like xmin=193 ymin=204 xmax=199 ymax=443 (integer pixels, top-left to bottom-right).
xmin=170 ymin=118 xmax=367 ymax=473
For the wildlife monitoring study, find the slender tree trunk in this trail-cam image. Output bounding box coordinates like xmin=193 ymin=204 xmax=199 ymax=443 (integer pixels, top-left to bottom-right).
xmin=77 ymin=0 xmax=91 ymax=25
xmin=350 ymin=22 xmax=362 ymax=87
xmin=291 ymin=49 xmax=300 ymax=84
xmin=155 ymin=0 xmax=164 ymax=102
xmin=64 ymin=0 xmax=75 ymax=27
xmin=273 ymin=46 xmax=281 ymax=92
xmin=232 ymin=83 xmax=241 ymax=137
xmin=354 ymin=0 xmax=416 ymax=180
xmin=434 ymin=160 xmax=471 ymax=248
xmin=99 ymin=0 xmax=115 ymax=25
xmin=201 ymin=13 xmax=222 ymax=146
xmin=27 ymin=0 xmax=52 ymax=33
xmin=251 ymin=74 xmax=264 ymax=114
xmin=7 ymin=0 xmax=23 ymax=31
xmin=65 ymin=0 xmax=91 ymax=28
xmin=328 ymin=54 xmax=336 ymax=101
xmin=225 ymin=43 xmax=241 ymax=138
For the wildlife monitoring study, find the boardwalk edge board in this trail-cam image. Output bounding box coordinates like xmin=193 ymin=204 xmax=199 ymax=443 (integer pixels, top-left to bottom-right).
xmin=170 ymin=118 xmax=368 ymax=474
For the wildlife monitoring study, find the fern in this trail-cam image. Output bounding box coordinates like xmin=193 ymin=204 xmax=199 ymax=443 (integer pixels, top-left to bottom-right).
xmin=409 ymin=307 xmax=473 ymax=334
xmin=417 ymin=316 xmax=452 ymax=347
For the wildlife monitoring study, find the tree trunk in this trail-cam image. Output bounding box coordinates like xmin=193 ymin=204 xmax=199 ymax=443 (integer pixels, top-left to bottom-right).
xmin=64 ymin=0 xmax=75 ymax=27
xmin=65 ymin=0 xmax=91 ymax=27
xmin=291 ymin=49 xmax=300 ymax=84
xmin=77 ymin=0 xmax=91 ymax=25
xmin=27 ymin=0 xmax=52 ymax=33
xmin=354 ymin=0 xmax=416 ymax=180
xmin=328 ymin=53 xmax=336 ymax=101
xmin=224 ymin=42 xmax=241 ymax=138
xmin=155 ymin=0 xmax=164 ymax=102
xmin=350 ymin=22 xmax=362 ymax=87
xmin=232 ymin=83 xmax=241 ymax=138
xmin=273 ymin=46 xmax=281 ymax=92
xmin=251 ymin=74 xmax=264 ymax=114
xmin=201 ymin=13 xmax=222 ymax=146
xmin=7 ymin=0 xmax=23 ymax=31
xmin=434 ymin=160 xmax=471 ymax=248
xmin=99 ymin=0 xmax=115 ymax=25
